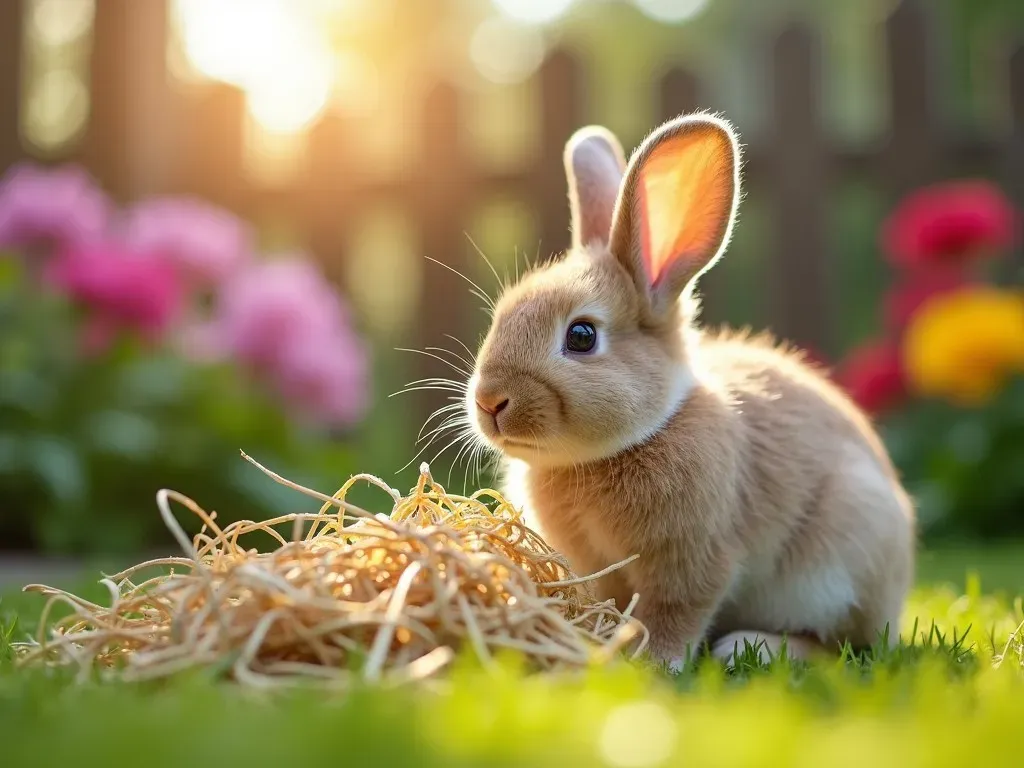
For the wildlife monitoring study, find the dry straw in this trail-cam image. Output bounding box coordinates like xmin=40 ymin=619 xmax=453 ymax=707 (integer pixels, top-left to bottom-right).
xmin=15 ymin=453 xmax=648 ymax=688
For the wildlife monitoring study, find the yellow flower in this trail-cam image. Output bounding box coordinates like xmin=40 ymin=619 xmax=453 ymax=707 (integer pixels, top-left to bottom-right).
xmin=902 ymin=287 xmax=1024 ymax=406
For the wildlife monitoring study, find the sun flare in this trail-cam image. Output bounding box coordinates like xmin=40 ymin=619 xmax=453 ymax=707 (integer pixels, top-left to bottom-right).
xmin=172 ymin=0 xmax=335 ymax=133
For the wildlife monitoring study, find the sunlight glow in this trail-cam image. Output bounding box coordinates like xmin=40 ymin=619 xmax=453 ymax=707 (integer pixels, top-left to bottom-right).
xmin=334 ymin=51 xmax=381 ymax=116
xmin=22 ymin=0 xmax=92 ymax=152
xmin=470 ymin=18 xmax=545 ymax=85
xmin=632 ymin=0 xmax=710 ymax=24
xmin=25 ymin=69 xmax=90 ymax=150
xmin=174 ymin=0 xmax=335 ymax=133
xmin=30 ymin=0 xmax=94 ymax=47
xmin=599 ymin=701 xmax=677 ymax=768
xmin=492 ymin=0 xmax=574 ymax=25
xmin=247 ymin=65 xmax=333 ymax=134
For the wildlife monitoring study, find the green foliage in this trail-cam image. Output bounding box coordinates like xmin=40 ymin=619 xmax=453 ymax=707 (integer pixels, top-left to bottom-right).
xmin=884 ymin=377 xmax=1024 ymax=541
xmin=0 ymin=611 xmax=14 ymax=668
xmin=0 ymin=257 xmax=362 ymax=556
xmin=1 ymin=560 xmax=1023 ymax=767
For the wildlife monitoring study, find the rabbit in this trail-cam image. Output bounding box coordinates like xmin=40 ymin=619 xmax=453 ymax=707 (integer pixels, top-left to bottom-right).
xmin=462 ymin=112 xmax=915 ymax=671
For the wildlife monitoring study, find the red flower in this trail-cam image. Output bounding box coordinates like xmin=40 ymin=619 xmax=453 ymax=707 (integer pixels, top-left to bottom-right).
xmin=834 ymin=340 xmax=906 ymax=416
xmin=44 ymin=243 xmax=184 ymax=351
xmin=883 ymin=269 xmax=973 ymax=332
xmin=882 ymin=180 xmax=1018 ymax=268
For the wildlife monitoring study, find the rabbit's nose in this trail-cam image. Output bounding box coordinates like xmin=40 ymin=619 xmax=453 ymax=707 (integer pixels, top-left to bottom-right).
xmin=475 ymin=392 xmax=509 ymax=417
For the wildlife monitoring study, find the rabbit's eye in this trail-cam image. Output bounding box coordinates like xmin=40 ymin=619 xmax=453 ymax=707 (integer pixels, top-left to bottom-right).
xmin=565 ymin=321 xmax=597 ymax=354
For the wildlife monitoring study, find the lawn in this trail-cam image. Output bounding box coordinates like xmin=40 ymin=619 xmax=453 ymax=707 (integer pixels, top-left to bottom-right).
xmin=1 ymin=545 xmax=1022 ymax=768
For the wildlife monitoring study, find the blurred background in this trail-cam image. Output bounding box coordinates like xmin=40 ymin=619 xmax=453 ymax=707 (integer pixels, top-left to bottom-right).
xmin=0 ymin=0 xmax=1022 ymax=564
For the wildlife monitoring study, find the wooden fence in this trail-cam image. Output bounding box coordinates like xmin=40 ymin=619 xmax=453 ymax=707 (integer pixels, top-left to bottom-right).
xmin=1 ymin=0 xmax=1022 ymax=427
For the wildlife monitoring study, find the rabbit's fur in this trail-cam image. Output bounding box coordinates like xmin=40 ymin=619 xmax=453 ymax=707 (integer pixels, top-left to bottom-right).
xmin=465 ymin=114 xmax=915 ymax=668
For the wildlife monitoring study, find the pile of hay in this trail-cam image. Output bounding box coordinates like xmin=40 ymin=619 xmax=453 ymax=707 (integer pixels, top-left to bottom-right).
xmin=15 ymin=453 xmax=647 ymax=688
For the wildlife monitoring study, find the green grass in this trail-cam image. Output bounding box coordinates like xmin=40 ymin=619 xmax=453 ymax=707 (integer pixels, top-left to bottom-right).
xmin=915 ymin=541 xmax=1024 ymax=595
xmin=2 ymin=547 xmax=1023 ymax=768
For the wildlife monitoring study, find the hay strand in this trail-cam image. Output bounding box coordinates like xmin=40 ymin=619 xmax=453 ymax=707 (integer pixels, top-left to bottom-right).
xmin=15 ymin=457 xmax=648 ymax=688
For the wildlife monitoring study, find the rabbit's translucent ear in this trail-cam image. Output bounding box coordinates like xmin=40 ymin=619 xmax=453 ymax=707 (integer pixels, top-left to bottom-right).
xmin=611 ymin=115 xmax=740 ymax=316
xmin=564 ymin=126 xmax=626 ymax=249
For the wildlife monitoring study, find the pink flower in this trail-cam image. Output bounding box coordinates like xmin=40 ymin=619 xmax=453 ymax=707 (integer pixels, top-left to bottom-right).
xmin=195 ymin=256 xmax=369 ymax=427
xmin=275 ymin=337 xmax=369 ymax=427
xmin=45 ymin=243 xmax=184 ymax=346
xmin=207 ymin=258 xmax=346 ymax=370
xmin=119 ymin=197 xmax=251 ymax=288
xmin=883 ymin=269 xmax=973 ymax=332
xmin=882 ymin=180 xmax=1019 ymax=268
xmin=834 ymin=340 xmax=906 ymax=416
xmin=0 ymin=163 xmax=110 ymax=252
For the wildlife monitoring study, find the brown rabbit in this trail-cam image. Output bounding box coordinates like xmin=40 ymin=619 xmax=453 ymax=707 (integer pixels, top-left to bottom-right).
xmin=463 ymin=113 xmax=915 ymax=669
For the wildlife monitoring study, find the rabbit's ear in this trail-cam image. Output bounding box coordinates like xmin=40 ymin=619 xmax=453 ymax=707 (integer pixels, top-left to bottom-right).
xmin=610 ymin=114 xmax=740 ymax=318
xmin=564 ymin=126 xmax=626 ymax=249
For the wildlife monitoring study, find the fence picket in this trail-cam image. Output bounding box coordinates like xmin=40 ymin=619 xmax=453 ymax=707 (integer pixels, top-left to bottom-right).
xmin=1007 ymin=45 xmax=1024 ymax=272
xmin=413 ymin=82 xmax=473 ymax=431
xmin=767 ymin=23 xmax=831 ymax=355
xmin=175 ymin=83 xmax=246 ymax=213
xmin=883 ymin=0 xmax=941 ymax=195
xmin=303 ymin=111 xmax=357 ymax=284
xmin=535 ymin=49 xmax=584 ymax=265
xmin=85 ymin=0 xmax=173 ymax=201
xmin=0 ymin=0 xmax=23 ymax=173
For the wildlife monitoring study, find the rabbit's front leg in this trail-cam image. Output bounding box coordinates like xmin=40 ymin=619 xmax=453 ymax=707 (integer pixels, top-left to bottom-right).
xmin=553 ymin=530 xmax=635 ymax=611
xmin=632 ymin=539 xmax=737 ymax=672
xmin=636 ymin=594 xmax=724 ymax=672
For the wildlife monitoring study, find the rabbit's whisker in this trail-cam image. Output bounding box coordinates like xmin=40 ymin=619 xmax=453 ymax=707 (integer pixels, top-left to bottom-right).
xmin=425 ymin=346 xmax=475 ymax=374
xmin=464 ymin=234 xmax=507 ymax=299
xmin=443 ymin=333 xmax=478 ymax=367
xmin=390 ymin=385 xmax=465 ymax=398
xmin=429 ymin=428 xmax=476 ymax=469
xmin=394 ymin=348 xmax=472 ymax=378
xmin=424 ymin=256 xmax=495 ymax=312
xmin=418 ymin=416 xmax=467 ymax=447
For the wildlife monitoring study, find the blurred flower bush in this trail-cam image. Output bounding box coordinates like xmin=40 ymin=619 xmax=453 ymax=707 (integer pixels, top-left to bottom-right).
xmin=0 ymin=163 xmax=370 ymax=555
xmin=836 ymin=179 xmax=1023 ymax=540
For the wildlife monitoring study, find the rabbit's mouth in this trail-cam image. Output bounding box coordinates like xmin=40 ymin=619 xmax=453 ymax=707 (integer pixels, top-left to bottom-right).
xmin=492 ymin=435 xmax=552 ymax=464
xmin=498 ymin=436 xmax=540 ymax=450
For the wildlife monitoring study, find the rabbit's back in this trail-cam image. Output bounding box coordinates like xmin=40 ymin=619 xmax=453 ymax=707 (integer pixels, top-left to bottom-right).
xmin=700 ymin=328 xmax=898 ymax=482
xmin=698 ymin=328 xmax=915 ymax=645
